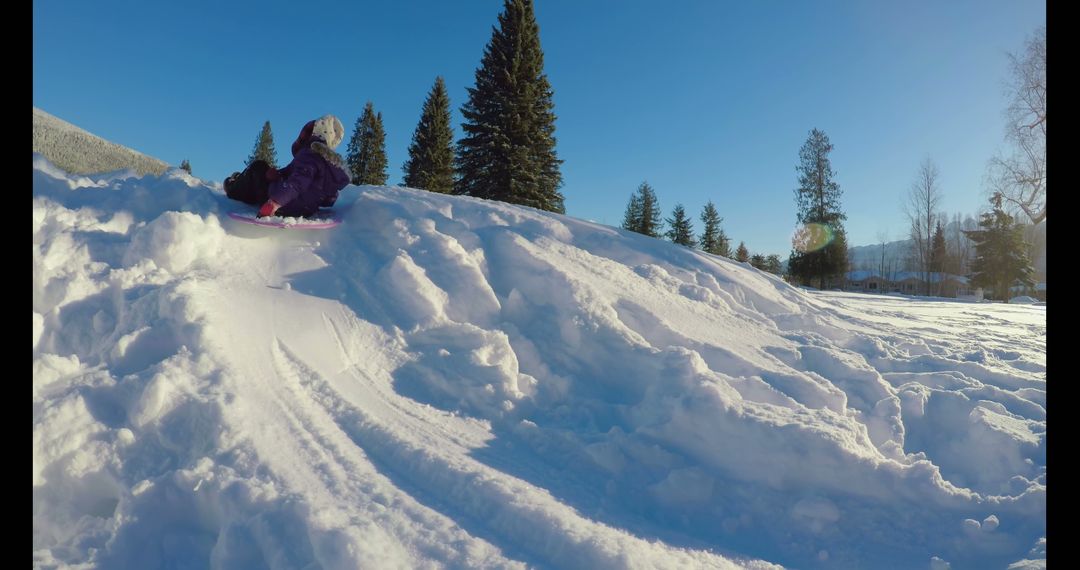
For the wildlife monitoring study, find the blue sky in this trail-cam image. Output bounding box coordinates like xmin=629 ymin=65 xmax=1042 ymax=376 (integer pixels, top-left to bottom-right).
xmin=33 ymin=0 xmax=1044 ymax=255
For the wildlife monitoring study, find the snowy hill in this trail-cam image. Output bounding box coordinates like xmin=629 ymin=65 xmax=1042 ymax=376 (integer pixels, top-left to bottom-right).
xmin=33 ymin=107 xmax=170 ymax=177
xmin=33 ymin=156 xmax=1045 ymax=569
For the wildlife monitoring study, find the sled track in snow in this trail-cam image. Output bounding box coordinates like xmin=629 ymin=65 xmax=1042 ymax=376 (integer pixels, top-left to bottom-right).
xmin=269 ymin=334 xmax=763 ymax=570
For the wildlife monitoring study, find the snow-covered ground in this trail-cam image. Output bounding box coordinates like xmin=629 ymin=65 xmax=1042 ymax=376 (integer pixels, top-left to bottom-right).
xmin=33 ymin=155 xmax=1045 ymax=569
xmin=33 ymin=107 xmax=170 ymax=177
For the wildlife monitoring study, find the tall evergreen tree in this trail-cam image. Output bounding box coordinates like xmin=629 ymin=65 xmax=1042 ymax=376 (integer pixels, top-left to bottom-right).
xmin=930 ymin=221 xmax=948 ymax=273
xmin=179 ymin=159 xmax=192 ymax=174
xmin=965 ymin=194 xmax=1034 ymax=301
xmin=621 ymin=193 xmax=642 ymax=233
xmin=402 ymin=77 xmax=455 ymax=193
xmin=665 ymin=204 xmax=696 ymax=246
xmin=246 ymin=121 xmax=278 ymax=168
xmin=830 ymin=227 xmax=850 ymax=281
xmin=735 ymin=242 xmax=750 ymax=262
xmin=788 ymin=128 xmax=848 ymax=288
xmin=636 ymin=182 xmax=663 ymax=237
xmin=346 ymin=102 xmax=388 ymax=185
xmin=929 ymin=221 xmax=948 ymax=294
xmin=750 ymin=254 xmax=766 ymax=270
xmin=699 ymin=201 xmax=730 ymax=256
xmin=456 ymin=0 xmax=564 ymax=213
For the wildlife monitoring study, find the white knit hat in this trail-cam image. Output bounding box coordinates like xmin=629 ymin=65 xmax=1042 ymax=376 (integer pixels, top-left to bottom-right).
xmin=311 ymin=114 xmax=344 ymax=149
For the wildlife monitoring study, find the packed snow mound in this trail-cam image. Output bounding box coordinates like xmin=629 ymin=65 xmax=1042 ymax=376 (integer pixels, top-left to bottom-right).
xmin=33 ymin=156 xmax=1045 ymax=569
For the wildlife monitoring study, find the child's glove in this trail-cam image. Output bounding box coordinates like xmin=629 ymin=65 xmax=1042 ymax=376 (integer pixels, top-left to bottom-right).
xmin=265 ymin=167 xmax=280 ymax=182
xmin=257 ymin=200 xmax=280 ymax=218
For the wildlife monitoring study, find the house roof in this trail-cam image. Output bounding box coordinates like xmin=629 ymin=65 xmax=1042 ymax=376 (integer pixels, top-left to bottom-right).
xmin=846 ymin=270 xmax=968 ymax=284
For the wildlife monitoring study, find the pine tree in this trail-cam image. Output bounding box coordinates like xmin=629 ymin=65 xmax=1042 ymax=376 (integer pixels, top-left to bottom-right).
xmin=456 ymin=0 xmax=564 ymax=213
xmin=735 ymin=242 xmax=750 ymax=262
xmin=764 ymin=254 xmax=783 ymax=275
xmin=403 ymin=77 xmax=455 ymax=193
xmin=930 ymin=221 xmax=948 ymax=274
xmin=699 ymin=201 xmax=730 ymax=256
xmin=621 ymin=193 xmax=642 ymax=233
xmin=246 ymin=121 xmax=278 ymax=168
xmin=929 ymin=221 xmax=948 ymax=295
xmin=665 ymin=204 xmax=696 ymax=246
xmin=346 ymin=102 xmax=388 ymax=185
xmin=829 ymin=227 xmax=850 ymax=285
xmin=179 ymin=159 xmax=191 ymax=174
xmin=788 ymin=128 xmax=848 ymax=288
xmin=965 ymin=194 xmax=1034 ymax=301
xmin=637 ymin=182 xmax=663 ymax=237
xmin=788 ymin=235 xmax=848 ymax=288
xmin=750 ymin=254 xmax=766 ymax=270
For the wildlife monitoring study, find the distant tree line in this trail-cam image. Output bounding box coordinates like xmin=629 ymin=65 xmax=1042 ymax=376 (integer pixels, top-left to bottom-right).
xmin=230 ymin=9 xmax=1041 ymax=301
xmin=618 ymin=181 xmax=782 ymax=275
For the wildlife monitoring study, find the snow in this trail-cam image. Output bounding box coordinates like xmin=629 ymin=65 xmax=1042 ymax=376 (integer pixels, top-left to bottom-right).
xmin=1009 ymin=296 xmax=1038 ymax=304
xmin=33 ymin=108 xmax=170 ymax=177
xmin=33 ymin=156 xmax=1045 ymax=569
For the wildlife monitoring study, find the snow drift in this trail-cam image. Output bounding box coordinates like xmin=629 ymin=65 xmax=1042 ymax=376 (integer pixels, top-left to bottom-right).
xmin=33 ymin=107 xmax=170 ymax=177
xmin=33 ymin=154 xmax=1045 ymax=569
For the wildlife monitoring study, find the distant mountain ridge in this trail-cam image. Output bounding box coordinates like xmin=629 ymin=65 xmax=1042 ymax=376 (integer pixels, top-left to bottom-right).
xmin=32 ymin=107 xmax=169 ymax=176
xmin=847 ymin=238 xmax=915 ymax=271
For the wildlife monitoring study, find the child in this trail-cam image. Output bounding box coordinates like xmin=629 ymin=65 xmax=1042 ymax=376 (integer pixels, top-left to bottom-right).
xmin=225 ymin=115 xmax=351 ymax=218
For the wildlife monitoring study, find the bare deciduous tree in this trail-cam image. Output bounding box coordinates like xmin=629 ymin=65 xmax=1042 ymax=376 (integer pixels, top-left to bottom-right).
xmin=905 ymin=158 xmax=942 ymax=296
xmin=988 ymin=26 xmax=1045 ymax=225
xmin=947 ymin=212 xmax=974 ymax=276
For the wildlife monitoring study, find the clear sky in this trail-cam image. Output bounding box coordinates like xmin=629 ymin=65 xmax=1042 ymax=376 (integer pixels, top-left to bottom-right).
xmin=33 ymin=0 xmax=1045 ymax=255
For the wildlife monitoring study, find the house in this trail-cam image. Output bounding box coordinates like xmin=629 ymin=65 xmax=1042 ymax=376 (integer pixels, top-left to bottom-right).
xmin=845 ymin=270 xmax=889 ymax=293
xmin=844 ymin=271 xmax=975 ymax=298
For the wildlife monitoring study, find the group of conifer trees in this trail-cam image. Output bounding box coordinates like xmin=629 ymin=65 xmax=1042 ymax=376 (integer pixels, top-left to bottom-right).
xmin=619 ymin=182 xmax=781 ymax=274
xmin=237 ymin=1 xmax=1036 ymax=295
xmin=244 ymin=0 xmax=563 ymax=212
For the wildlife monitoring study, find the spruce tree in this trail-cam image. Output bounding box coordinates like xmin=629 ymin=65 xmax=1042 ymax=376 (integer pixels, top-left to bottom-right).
xmin=346 ymin=102 xmax=388 ymax=185
xmin=930 ymin=221 xmax=948 ymax=274
xmin=403 ymin=77 xmax=455 ymax=193
xmin=246 ymin=121 xmax=278 ymax=168
xmin=699 ymin=201 xmax=730 ymax=256
xmin=456 ymin=0 xmax=564 ymax=213
xmin=636 ymin=182 xmax=663 ymax=237
xmin=765 ymin=254 xmax=783 ymax=275
xmin=965 ymin=194 xmax=1034 ymax=300
xmin=622 ymin=193 xmax=642 ymax=233
xmin=788 ymin=128 xmax=848 ymax=288
xmin=735 ymin=242 xmax=750 ymax=262
xmin=665 ymin=204 xmax=696 ymax=247
xmin=179 ymin=159 xmax=191 ymax=174
xmin=829 ymin=227 xmax=850 ymax=284
xmin=928 ymin=221 xmax=948 ymax=295
xmin=750 ymin=254 xmax=767 ymax=270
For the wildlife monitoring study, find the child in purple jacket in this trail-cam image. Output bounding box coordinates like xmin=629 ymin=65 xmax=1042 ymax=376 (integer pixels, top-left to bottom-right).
xmin=257 ymin=114 xmax=351 ymax=218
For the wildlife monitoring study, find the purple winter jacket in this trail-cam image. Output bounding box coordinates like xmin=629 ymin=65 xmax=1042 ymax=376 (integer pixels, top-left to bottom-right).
xmin=268 ymin=138 xmax=351 ymax=217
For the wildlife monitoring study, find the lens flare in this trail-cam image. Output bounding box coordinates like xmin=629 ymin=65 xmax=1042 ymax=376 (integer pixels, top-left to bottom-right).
xmin=792 ymin=223 xmax=835 ymax=253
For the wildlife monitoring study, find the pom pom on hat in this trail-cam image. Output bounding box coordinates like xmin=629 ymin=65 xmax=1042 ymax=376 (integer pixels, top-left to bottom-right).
xmin=311 ymin=114 xmax=344 ymax=149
